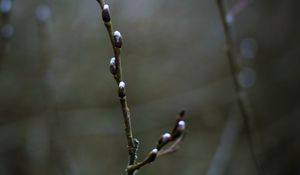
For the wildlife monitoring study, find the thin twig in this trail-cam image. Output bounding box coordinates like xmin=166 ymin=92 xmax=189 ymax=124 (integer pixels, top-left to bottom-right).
xmin=215 ymin=1 xmax=262 ymax=175
xmin=127 ymin=110 xmax=186 ymax=173
xmin=96 ymin=0 xmax=137 ymax=170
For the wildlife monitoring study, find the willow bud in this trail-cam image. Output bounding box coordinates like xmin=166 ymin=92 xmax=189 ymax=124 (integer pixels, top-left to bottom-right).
xmin=177 ymin=120 xmax=186 ymax=131
xmin=159 ymin=133 xmax=171 ymax=144
xmin=113 ymin=31 xmax=123 ymax=48
xmin=118 ymin=81 xmax=126 ymax=98
xmin=148 ymin=149 xmax=158 ymax=163
xmin=109 ymin=57 xmax=117 ymax=75
xmin=102 ymin=4 xmax=110 ymax=23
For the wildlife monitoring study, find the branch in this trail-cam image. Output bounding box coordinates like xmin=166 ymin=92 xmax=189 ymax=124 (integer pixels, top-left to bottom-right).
xmin=96 ymin=0 xmax=137 ymax=168
xmin=215 ymin=1 xmax=262 ymax=174
xmin=127 ymin=110 xmax=187 ymax=174
xmin=96 ymin=1 xmax=187 ymax=174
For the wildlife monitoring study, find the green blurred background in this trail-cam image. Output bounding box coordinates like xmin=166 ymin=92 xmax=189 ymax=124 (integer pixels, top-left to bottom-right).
xmin=0 ymin=0 xmax=299 ymax=174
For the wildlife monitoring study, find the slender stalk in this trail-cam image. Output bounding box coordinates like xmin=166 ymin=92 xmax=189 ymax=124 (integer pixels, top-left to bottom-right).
xmin=96 ymin=0 xmax=136 ymax=170
xmin=215 ymin=1 xmax=262 ymax=174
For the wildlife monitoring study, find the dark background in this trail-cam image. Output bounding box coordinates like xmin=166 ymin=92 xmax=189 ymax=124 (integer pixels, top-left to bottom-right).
xmin=0 ymin=0 xmax=299 ymax=174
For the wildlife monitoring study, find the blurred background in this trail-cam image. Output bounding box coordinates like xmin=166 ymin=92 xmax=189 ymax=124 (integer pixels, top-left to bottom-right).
xmin=0 ymin=0 xmax=299 ymax=174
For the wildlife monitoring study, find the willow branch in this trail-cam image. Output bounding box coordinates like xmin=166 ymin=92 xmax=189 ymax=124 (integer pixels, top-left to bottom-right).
xmin=127 ymin=110 xmax=186 ymax=174
xmin=96 ymin=1 xmax=187 ymax=174
xmin=96 ymin=0 xmax=137 ymax=169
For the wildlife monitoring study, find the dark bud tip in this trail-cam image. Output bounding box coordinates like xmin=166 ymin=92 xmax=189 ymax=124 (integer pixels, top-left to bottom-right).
xmin=179 ymin=109 xmax=185 ymax=117
xmin=176 ymin=109 xmax=185 ymax=121
xmin=102 ymin=4 xmax=110 ymax=23
xmin=113 ymin=31 xmax=123 ymax=48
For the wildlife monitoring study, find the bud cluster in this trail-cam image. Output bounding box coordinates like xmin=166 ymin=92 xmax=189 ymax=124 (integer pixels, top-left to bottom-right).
xmin=156 ymin=110 xmax=186 ymax=151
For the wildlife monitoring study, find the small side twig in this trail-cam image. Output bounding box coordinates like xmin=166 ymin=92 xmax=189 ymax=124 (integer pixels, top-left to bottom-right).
xmin=127 ymin=110 xmax=186 ymax=174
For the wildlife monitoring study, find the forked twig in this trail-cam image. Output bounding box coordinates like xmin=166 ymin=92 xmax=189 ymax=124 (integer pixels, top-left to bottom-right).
xmin=95 ymin=1 xmax=187 ymax=174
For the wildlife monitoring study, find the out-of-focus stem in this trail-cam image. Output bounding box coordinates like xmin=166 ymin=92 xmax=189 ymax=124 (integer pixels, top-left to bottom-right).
xmin=215 ymin=0 xmax=261 ymax=174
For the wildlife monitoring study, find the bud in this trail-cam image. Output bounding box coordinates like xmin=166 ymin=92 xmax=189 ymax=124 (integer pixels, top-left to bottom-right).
xmin=177 ymin=120 xmax=185 ymax=131
xmin=148 ymin=148 xmax=158 ymax=163
xmin=159 ymin=133 xmax=171 ymax=144
xmin=113 ymin=31 xmax=123 ymax=48
xmin=109 ymin=57 xmax=117 ymax=75
xmin=102 ymin=4 xmax=110 ymax=23
xmin=118 ymin=81 xmax=126 ymax=98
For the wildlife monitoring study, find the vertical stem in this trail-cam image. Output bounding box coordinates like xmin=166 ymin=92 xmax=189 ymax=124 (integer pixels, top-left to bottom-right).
xmin=215 ymin=0 xmax=262 ymax=174
xmin=96 ymin=0 xmax=137 ymax=172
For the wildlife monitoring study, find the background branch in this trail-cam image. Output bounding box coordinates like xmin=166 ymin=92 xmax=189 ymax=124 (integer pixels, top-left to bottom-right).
xmin=215 ymin=1 xmax=262 ymax=175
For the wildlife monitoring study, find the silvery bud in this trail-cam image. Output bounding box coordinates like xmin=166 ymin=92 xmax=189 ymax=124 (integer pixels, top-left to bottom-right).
xmin=113 ymin=31 xmax=123 ymax=48
xmin=148 ymin=148 xmax=158 ymax=163
xmin=159 ymin=133 xmax=171 ymax=144
xmin=109 ymin=57 xmax=117 ymax=75
xmin=118 ymin=81 xmax=126 ymax=98
xmin=102 ymin=4 xmax=110 ymax=23
xmin=177 ymin=120 xmax=186 ymax=131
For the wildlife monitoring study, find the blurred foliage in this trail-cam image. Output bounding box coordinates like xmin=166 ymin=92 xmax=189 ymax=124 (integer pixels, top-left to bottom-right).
xmin=0 ymin=0 xmax=299 ymax=175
